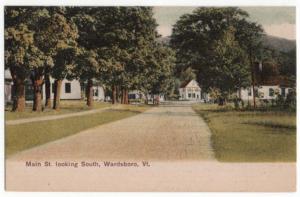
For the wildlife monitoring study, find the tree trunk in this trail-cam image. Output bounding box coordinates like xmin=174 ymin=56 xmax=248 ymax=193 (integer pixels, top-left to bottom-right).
xmin=121 ymin=88 xmax=125 ymax=104
xmin=116 ymin=86 xmax=120 ymax=103
xmin=125 ymin=89 xmax=129 ymax=104
xmin=86 ymin=79 xmax=93 ymax=107
xmin=12 ymin=79 xmax=25 ymax=112
xmin=152 ymin=94 xmax=155 ymax=105
xmin=32 ymin=75 xmax=43 ymax=112
xmin=121 ymin=89 xmax=129 ymax=104
xmin=53 ymin=79 xmax=62 ymax=110
xmin=10 ymin=67 xmax=25 ymax=112
xmin=144 ymin=92 xmax=149 ymax=105
xmin=45 ymin=73 xmax=51 ymax=108
xmin=112 ymin=85 xmax=117 ymax=104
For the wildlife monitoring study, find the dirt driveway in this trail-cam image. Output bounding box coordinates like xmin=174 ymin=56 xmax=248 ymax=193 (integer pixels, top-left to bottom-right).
xmin=5 ymin=103 xmax=296 ymax=191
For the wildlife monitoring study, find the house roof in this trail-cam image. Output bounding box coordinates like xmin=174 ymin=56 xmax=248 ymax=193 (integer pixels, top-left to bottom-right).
xmin=255 ymin=75 xmax=295 ymax=87
xmin=180 ymin=80 xmax=192 ymax=88
xmin=180 ymin=79 xmax=200 ymax=88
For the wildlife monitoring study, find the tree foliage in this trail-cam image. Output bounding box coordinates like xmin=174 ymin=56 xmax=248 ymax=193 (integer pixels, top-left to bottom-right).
xmin=5 ymin=7 xmax=47 ymax=111
xmin=170 ymin=7 xmax=264 ymax=103
xmin=5 ymin=6 xmax=176 ymax=111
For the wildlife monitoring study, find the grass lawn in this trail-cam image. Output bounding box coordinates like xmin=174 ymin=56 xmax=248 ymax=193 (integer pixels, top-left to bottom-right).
xmin=5 ymin=100 xmax=111 ymax=120
xmin=192 ymin=104 xmax=296 ymax=162
xmin=6 ymin=104 xmax=149 ymax=156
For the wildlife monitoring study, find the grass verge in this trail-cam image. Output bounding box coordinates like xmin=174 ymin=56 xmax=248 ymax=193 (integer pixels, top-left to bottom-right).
xmin=5 ymin=101 xmax=111 ymax=120
xmin=192 ymin=104 xmax=296 ymax=162
xmin=6 ymin=104 xmax=149 ymax=156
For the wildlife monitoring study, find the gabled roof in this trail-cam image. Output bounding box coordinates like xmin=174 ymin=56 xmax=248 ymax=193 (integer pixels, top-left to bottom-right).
xmin=180 ymin=79 xmax=200 ymax=88
xmin=255 ymin=75 xmax=295 ymax=87
xmin=180 ymin=80 xmax=192 ymax=88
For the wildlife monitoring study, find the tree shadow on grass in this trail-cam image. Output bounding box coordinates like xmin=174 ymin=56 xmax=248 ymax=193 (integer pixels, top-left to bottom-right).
xmin=242 ymin=120 xmax=296 ymax=131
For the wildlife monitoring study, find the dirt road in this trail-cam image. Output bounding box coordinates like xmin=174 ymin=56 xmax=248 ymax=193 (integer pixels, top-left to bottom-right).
xmin=5 ymin=104 xmax=296 ymax=191
xmin=7 ymin=105 xmax=215 ymax=161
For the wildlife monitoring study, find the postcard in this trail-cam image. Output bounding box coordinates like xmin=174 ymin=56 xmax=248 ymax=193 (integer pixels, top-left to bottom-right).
xmin=4 ymin=3 xmax=296 ymax=192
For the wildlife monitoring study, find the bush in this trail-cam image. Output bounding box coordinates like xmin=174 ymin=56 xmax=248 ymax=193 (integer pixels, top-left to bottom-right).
xmin=285 ymin=89 xmax=296 ymax=110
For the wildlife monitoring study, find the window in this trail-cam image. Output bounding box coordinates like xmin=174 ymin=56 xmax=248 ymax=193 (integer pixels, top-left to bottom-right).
xmin=25 ymin=82 xmax=34 ymax=101
xmin=281 ymin=88 xmax=286 ymax=97
xmin=93 ymin=89 xmax=98 ymax=97
xmin=269 ymin=88 xmax=274 ymax=97
xmin=188 ymin=93 xmax=191 ymax=98
xmin=65 ymin=83 xmax=71 ymax=93
xmin=129 ymin=94 xmax=136 ymax=99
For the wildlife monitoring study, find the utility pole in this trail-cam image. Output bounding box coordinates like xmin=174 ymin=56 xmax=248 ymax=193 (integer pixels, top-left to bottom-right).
xmin=249 ymin=49 xmax=256 ymax=109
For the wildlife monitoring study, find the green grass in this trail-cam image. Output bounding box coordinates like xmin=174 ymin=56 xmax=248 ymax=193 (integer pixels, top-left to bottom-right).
xmin=192 ymin=104 xmax=296 ymax=162
xmin=6 ymin=104 xmax=149 ymax=156
xmin=5 ymin=100 xmax=111 ymax=120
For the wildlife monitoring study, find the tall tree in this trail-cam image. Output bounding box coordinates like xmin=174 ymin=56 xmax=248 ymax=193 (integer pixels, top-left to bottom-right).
xmin=52 ymin=46 xmax=79 ymax=110
xmin=74 ymin=49 xmax=103 ymax=107
xmin=120 ymin=7 xmax=160 ymax=104
xmin=27 ymin=8 xmax=55 ymax=111
xmin=94 ymin=7 xmax=160 ymax=104
xmin=5 ymin=7 xmax=46 ymax=112
xmin=138 ymin=43 xmax=176 ymax=104
xmin=71 ymin=7 xmax=106 ymax=107
xmin=30 ymin=7 xmax=56 ymax=109
xmin=202 ymin=26 xmax=250 ymax=104
xmin=234 ymin=19 xmax=264 ymax=107
xmin=171 ymin=7 xmax=263 ymax=105
xmin=46 ymin=9 xmax=79 ymax=110
xmin=180 ymin=67 xmax=196 ymax=82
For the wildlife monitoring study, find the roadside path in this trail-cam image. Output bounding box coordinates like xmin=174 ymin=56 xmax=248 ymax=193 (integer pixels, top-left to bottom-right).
xmin=6 ymin=105 xmax=120 ymax=126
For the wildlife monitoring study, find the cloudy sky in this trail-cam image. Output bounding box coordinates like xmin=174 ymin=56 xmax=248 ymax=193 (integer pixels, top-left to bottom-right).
xmin=153 ymin=7 xmax=296 ymax=40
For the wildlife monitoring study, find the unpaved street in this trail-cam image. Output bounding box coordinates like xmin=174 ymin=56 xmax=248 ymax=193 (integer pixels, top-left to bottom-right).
xmin=6 ymin=104 xmax=296 ymax=191
xmin=7 ymin=105 xmax=215 ymax=161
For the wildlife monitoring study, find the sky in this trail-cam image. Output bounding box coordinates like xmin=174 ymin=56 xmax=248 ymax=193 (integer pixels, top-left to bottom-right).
xmin=153 ymin=7 xmax=296 ymax=40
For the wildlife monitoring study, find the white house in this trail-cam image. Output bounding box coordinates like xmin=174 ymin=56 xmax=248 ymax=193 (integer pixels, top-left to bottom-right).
xmin=239 ymin=85 xmax=293 ymax=101
xmin=179 ymin=79 xmax=208 ymax=101
xmin=4 ymin=69 xmax=105 ymax=104
xmin=47 ymin=78 xmax=82 ymax=100
xmin=92 ymin=85 xmax=105 ymax=101
xmin=46 ymin=78 xmax=105 ymax=101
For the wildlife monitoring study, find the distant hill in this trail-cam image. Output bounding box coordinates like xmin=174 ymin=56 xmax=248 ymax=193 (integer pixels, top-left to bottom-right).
xmin=158 ymin=35 xmax=296 ymax=53
xmin=262 ymin=35 xmax=296 ymax=53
